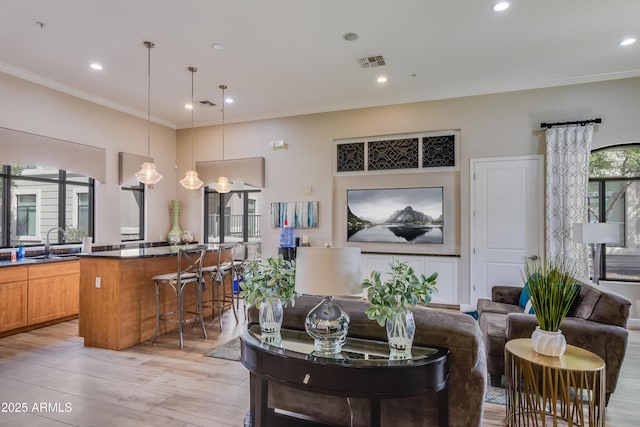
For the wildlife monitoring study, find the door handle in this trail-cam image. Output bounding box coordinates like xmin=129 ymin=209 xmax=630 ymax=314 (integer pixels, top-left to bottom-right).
xmin=527 ymin=255 xmax=538 ymax=260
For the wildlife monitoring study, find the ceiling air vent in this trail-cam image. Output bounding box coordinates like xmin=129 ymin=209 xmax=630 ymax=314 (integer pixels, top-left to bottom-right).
xmin=357 ymin=55 xmax=386 ymax=68
xmin=200 ymin=100 xmax=216 ymax=106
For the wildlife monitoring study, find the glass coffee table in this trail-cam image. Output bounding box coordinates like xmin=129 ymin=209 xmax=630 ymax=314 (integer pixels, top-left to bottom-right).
xmin=240 ymin=323 xmax=449 ymax=427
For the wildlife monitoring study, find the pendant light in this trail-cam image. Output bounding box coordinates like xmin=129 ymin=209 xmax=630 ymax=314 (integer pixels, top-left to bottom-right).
xmin=214 ymin=84 xmax=231 ymax=193
xmin=180 ymin=66 xmax=204 ymax=190
xmin=135 ymin=41 xmax=163 ymax=185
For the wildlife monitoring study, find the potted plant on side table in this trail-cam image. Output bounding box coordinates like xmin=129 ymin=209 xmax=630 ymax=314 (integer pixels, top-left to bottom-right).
xmin=240 ymin=255 xmax=296 ymax=338
xmin=361 ymin=260 xmax=438 ymax=359
xmin=523 ymin=257 xmax=581 ymax=357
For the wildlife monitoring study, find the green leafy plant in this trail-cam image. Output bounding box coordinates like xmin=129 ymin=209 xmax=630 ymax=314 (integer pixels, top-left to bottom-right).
xmin=240 ymin=255 xmax=296 ymax=308
xmin=523 ymin=257 xmax=581 ymax=332
xmin=361 ymin=260 xmax=438 ymax=327
xmin=64 ymin=225 xmax=88 ymax=243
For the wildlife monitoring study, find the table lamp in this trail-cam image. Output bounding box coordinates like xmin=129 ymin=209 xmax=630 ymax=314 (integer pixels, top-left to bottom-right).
xmin=294 ymin=246 xmax=362 ymax=357
xmin=573 ymin=222 xmax=619 ymax=285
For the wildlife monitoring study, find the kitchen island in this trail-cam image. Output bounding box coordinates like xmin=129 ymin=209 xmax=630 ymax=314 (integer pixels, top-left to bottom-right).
xmin=79 ymin=245 xmax=223 ymax=350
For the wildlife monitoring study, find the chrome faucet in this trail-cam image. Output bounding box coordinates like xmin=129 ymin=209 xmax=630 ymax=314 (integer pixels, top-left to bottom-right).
xmin=44 ymin=227 xmax=66 ymax=257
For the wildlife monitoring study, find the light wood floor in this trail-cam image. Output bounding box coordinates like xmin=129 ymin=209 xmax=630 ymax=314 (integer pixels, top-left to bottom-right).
xmin=0 ymin=311 xmax=637 ymax=426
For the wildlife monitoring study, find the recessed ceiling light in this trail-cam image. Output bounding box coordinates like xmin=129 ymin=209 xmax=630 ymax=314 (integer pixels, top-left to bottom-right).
xmin=377 ymin=76 xmax=388 ymax=83
xmin=225 ymin=97 xmax=234 ymax=104
xmin=185 ymin=103 xmax=193 ymax=109
xmin=492 ymin=1 xmax=510 ymax=12
xmin=620 ymin=37 xmax=637 ymax=46
xmin=211 ymin=43 xmax=224 ymax=50
xmin=343 ymin=32 xmax=359 ymax=42
xmin=90 ymin=63 xmax=103 ymax=70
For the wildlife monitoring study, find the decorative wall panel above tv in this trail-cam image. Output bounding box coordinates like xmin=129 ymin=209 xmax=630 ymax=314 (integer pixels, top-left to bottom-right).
xmin=336 ymin=142 xmax=365 ymax=172
xmin=334 ymin=130 xmax=459 ymax=175
xmin=422 ymin=135 xmax=455 ymax=168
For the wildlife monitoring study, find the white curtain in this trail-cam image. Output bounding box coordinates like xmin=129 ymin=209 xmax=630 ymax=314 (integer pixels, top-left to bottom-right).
xmin=545 ymin=125 xmax=594 ymax=278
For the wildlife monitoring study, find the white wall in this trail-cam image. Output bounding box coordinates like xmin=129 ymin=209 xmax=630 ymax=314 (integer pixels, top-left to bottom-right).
xmin=3 ymin=69 xmax=640 ymax=310
xmin=0 ymin=72 xmax=177 ymax=244
xmin=178 ymin=77 xmax=640 ymax=306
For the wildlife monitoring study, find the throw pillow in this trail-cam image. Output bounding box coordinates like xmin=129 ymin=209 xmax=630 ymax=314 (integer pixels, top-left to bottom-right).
xmin=519 ymin=283 xmax=535 ymax=314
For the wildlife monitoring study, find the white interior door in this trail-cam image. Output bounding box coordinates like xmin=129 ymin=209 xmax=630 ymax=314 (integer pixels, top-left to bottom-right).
xmin=470 ymin=156 xmax=543 ymax=303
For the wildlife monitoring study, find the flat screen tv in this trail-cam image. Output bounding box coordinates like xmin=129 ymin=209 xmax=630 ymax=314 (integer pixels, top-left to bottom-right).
xmin=347 ymin=187 xmax=444 ymax=244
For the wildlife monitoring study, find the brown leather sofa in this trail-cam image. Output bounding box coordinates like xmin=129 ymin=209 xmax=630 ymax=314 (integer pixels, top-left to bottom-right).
xmin=248 ymin=295 xmax=486 ymax=427
xmin=477 ymin=282 xmax=631 ymax=404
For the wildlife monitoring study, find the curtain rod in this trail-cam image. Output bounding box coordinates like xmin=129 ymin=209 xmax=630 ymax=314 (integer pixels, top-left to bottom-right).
xmin=540 ymin=118 xmax=602 ymax=129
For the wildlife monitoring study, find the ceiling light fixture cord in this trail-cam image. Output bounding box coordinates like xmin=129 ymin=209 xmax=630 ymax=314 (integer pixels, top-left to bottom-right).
xmin=146 ymin=41 xmax=152 ymax=158
xmin=134 ymin=41 xmax=162 ymax=185
xmin=221 ymin=84 xmax=226 ymax=176
xmin=213 ymin=84 xmax=231 ymax=193
xmin=180 ymin=66 xmax=203 ymax=190
xmin=190 ymin=67 xmax=195 ymax=168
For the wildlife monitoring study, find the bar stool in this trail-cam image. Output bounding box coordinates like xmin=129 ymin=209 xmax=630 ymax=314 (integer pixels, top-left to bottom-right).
xmin=201 ymin=243 xmax=237 ymax=330
xmin=246 ymin=241 xmax=261 ymax=263
xmin=231 ymin=242 xmax=247 ymax=315
xmin=152 ymin=244 xmax=208 ymax=349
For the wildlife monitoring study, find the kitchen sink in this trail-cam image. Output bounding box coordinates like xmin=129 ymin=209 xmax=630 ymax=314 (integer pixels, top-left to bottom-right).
xmin=29 ymin=254 xmax=79 ymax=260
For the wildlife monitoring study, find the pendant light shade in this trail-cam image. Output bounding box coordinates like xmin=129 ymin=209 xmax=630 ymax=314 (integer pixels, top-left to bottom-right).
xmin=215 ymin=84 xmax=231 ymax=193
xmin=214 ymin=176 xmax=231 ymax=193
xmin=180 ymin=170 xmax=204 ymax=189
xmin=136 ymin=161 xmax=162 ymax=185
xmin=136 ymin=41 xmax=163 ymax=185
xmin=180 ymin=66 xmax=203 ymax=190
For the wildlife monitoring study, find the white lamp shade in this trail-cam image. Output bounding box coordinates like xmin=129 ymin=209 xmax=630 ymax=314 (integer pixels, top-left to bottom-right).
xmin=295 ymin=247 xmax=362 ymax=296
xmin=573 ymin=223 xmax=619 ymax=244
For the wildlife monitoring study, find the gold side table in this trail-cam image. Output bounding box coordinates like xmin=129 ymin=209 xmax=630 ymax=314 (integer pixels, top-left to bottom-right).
xmin=505 ymin=338 xmax=606 ymax=426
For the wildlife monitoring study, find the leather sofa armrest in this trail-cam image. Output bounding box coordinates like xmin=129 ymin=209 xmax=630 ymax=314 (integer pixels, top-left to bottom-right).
xmin=491 ymin=285 xmax=523 ymax=305
xmin=505 ymin=313 xmax=538 ymax=339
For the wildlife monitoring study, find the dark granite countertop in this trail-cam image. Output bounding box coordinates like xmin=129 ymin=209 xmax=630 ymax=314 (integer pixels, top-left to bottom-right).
xmin=0 ymin=241 xmax=231 ymax=267
xmin=79 ymin=244 xmax=221 ymax=259
xmin=0 ymin=255 xmax=79 ymax=268
xmin=80 ymin=246 xmax=182 ymax=259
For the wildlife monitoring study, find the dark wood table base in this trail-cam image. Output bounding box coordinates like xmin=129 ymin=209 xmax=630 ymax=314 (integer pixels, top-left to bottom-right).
xmin=241 ymin=325 xmax=449 ymax=427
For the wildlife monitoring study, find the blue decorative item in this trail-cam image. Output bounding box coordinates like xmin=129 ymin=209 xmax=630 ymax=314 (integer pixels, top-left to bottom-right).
xmin=519 ymin=283 xmax=535 ymax=314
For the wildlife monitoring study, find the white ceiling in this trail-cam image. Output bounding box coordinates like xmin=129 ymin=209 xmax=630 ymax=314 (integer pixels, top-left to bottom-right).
xmin=1 ymin=0 xmax=639 ymax=129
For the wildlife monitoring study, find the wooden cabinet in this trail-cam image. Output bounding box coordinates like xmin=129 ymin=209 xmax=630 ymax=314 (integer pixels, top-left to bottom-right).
xmin=0 ymin=260 xmax=80 ymax=335
xmin=27 ymin=261 xmax=80 ymax=325
xmin=361 ymin=253 xmax=459 ymax=305
xmin=0 ymin=266 xmax=28 ymax=332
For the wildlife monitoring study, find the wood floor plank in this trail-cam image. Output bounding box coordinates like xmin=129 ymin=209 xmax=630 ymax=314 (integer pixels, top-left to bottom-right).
xmin=0 ymin=310 xmax=637 ymax=426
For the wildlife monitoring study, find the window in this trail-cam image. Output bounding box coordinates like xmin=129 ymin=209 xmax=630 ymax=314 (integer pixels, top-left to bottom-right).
xmin=77 ymin=192 xmax=89 ymax=231
xmin=16 ymin=193 xmax=37 ymax=236
xmin=0 ymin=165 xmax=94 ymax=248
xmin=121 ymin=184 xmax=144 ymax=241
xmin=204 ymin=186 xmax=262 ymax=243
xmin=588 ymin=145 xmax=640 ymax=282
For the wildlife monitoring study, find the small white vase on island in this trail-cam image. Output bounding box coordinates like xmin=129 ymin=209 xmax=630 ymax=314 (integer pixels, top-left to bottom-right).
xmin=531 ymin=326 xmax=566 ymax=357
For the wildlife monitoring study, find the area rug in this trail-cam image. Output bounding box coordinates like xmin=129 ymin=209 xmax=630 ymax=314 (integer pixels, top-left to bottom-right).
xmin=205 ymin=337 xmax=241 ymax=361
xmin=485 ymin=383 xmax=506 ymax=405
xmin=205 ymin=337 xmax=507 ymax=405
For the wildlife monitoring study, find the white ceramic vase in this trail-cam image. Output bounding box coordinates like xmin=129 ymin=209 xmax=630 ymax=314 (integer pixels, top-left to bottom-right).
xmin=531 ymin=326 xmax=566 ymax=357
